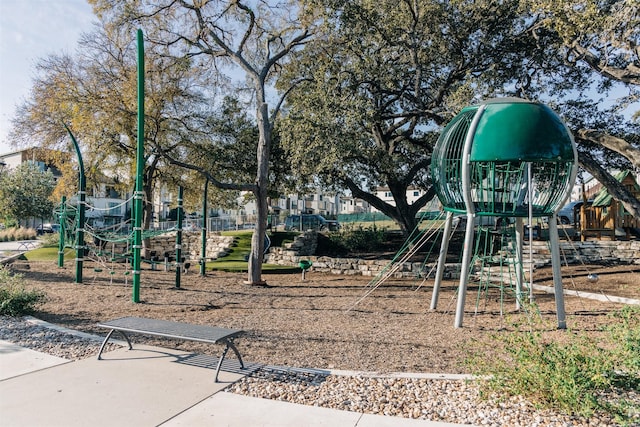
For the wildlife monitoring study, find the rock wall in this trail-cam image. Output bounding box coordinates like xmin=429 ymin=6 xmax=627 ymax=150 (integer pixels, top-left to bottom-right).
xmin=95 ymin=232 xmax=236 ymax=261
xmin=98 ymin=230 xmax=640 ymax=276
xmin=528 ymin=240 xmax=640 ymax=266
xmin=265 ymin=232 xmax=640 ymax=277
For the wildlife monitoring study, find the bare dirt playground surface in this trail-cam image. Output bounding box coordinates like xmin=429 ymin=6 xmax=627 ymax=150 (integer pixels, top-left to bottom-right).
xmin=10 ymin=259 xmax=640 ymax=374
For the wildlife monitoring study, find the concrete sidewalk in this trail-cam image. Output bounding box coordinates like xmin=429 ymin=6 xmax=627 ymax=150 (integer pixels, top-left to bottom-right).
xmin=0 ymin=340 xmax=472 ymax=427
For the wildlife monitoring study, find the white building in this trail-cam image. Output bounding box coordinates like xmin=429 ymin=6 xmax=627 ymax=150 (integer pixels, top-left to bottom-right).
xmin=0 ymin=147 xmax=64 ymax=182
xmin=239 ymin=191 xmax=341 ymax=218
xmin=339 ymin=196 xmax=370 ymax=214
xmin=370 ymin=187 xmax=441 ymax=213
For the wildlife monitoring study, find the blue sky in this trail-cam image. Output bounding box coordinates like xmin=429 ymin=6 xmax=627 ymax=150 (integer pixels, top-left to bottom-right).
xmin=0 ymin=0 xmax=94 ymax=155
xmin=0 ymin=1 xmax=636 ymax=158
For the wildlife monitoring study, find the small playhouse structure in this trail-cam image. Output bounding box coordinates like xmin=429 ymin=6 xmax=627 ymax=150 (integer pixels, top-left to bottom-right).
xmin=430 ymin=98 xmax=578 ymax=328
xmin=580 ymin=170 xmax=640 ymax=240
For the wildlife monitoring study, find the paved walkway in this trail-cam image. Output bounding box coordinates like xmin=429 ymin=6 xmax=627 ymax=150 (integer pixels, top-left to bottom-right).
xmin=0 ymin=241 xmax=474 ymax=426
xmin=0 ymin=339 xmax=473 ymax=427
xmin=0 ymin=240 xmax=42 ymax=265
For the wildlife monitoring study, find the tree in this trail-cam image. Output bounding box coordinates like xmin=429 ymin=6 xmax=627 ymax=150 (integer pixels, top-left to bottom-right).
xmin=0 ymin=163 xmax=55 ymax=225
xmin=280 ymin=0 xmax=549 ymax=235
xmin=525 ymin=0 xmax=640 ymax=217
xmin=162 ymin=95 xmax=290 ymax=215
xmin=10 ymin=23 xmax=215 ymax=254
xmin=90 ymin=0 xmax=318 ymax=284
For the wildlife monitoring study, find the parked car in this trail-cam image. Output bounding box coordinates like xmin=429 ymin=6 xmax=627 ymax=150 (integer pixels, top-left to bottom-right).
xmin=557 ymin=200 xmax=592 ymax=225
xmin=284 ymin=214 xmax=340 ymax=231
xmin=36 ymin=223 xmax=60 ymax=235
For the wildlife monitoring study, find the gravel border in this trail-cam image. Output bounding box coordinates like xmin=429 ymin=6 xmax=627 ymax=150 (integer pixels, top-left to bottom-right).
xmin=2 ymin=316 xmax=637 ymax=426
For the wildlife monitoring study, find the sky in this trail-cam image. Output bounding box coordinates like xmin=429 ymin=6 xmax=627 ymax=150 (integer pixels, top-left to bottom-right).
xmin=0 ymin=0 xmax=95 ymax=155
xmin=0 ymin=1 xmax=637 ymax=159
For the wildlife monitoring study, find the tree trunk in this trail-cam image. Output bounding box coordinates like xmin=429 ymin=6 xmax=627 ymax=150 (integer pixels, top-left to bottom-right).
xmin=246 ymin=103 xmax=271 ymax=285
xmin=344 ymin=177 xmax=436 ymax=238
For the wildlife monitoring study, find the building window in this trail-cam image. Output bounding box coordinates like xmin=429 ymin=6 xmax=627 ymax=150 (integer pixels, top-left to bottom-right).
xmin=108 ymin=202 xmax=121 ymax=216
xmin=413 ymin=191 xmax=420 ymax=197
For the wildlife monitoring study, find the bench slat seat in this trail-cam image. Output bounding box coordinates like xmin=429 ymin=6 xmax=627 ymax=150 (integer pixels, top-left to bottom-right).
xmin=96 ymin=316 xmax=245 ymax=382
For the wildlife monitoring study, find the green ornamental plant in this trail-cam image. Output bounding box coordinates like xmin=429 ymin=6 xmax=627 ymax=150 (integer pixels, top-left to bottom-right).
xmin=0 ymin=266 xmax=46 ymax=316
xmin=328 ymin=224 xmax=387 ymax=253
xmin=468 ymin=307 xmax=640 ymax=425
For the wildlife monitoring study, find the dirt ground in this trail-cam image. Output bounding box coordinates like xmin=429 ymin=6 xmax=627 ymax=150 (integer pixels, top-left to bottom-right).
xmin=9 ymin=259 xmax=640 ymax=374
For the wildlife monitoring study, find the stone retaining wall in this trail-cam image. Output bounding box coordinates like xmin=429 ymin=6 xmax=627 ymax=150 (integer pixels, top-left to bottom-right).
xmin=265 ymin=232 xmax=640 ymax=277
xmin=95 ymin=232 xmax=235 ymax=261
xmin=529 ymin=240 xmax=640 ymax=266
xmin=101 ymin=230 xmax=640 ymax=276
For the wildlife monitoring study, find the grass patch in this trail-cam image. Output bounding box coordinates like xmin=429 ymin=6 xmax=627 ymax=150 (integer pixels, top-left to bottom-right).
xmin=268 ymin=231 xmax=299 ymax=247
xmin=208 ymin=231 xmax=298 ymax=273
xmin=207 ymin=260 xmax=299 ymax=273
xmin=0 ymin=227 xmax=37 ymax=242
xmin=468 ymin=306 xmax=640 ymax=425
xmin=24 ymin=247 xmax=73 ymax=262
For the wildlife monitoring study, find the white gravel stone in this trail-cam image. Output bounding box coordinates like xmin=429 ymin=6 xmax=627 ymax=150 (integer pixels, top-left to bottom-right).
xmin=1 ymin=316 xmax=637 ymax=426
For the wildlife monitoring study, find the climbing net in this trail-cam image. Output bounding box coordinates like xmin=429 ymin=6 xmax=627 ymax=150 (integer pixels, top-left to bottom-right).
xmin=348 ymin=210 xmax=450 ymax=311
xmin=55 ymin=194 xmax=176 ymax=273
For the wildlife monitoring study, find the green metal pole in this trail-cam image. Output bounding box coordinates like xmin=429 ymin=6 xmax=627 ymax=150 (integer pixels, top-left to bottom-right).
xmin=132 ymin=29 xmax=145 ymax=303
xmin=57 ymin=196 xmax=66 ymax=267
xmin=64 ymin=125 xmax=86 ymax=284
xmin=200 ymin=179 xmax=208 ymax=276
xmin=175 ymin=186 xmax=184 ymax=288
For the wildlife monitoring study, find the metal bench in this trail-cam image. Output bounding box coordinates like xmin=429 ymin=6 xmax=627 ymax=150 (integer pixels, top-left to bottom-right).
xmin=16 ymin=241 xmax=36 ymax=251
xmin=96 ymin=316 xmax=245 ymax=382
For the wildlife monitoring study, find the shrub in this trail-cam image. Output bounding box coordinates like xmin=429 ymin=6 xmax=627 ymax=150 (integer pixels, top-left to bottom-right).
xmin=0 ymin=227 xmax=37 ymax=242
xmin=0 ymin=266 xmax=46 ymax=316
xmin=40 ymin=231 xmax=60 ymax=248
xmin=328 ymin=224 xmax=386 ymax=253
xmin=468 ymin=309 xmax=640 ymax=424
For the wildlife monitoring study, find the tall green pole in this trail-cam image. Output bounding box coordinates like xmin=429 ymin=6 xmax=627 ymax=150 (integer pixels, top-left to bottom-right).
xmin=57 ymin=196 xmax=66 ymax=267
xmin=64 ymin=125 xmax=86 ymax=284
xmin=200 ymin=179 xmax=208 ymax=276
xmin=132 ymin=29 xmax=145 ymax=303
xmin=175 ymin=186 xmax=184 ymax=288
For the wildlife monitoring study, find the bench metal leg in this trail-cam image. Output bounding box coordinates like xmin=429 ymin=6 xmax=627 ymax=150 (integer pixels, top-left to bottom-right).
xmin=213 ymin=339 xmax=245 ymax=382
xmin=214 ymin=345 xmax=230 ymax=382
xmin=97 ymin=329 xmax=133 ymax=360
xmin=227 ymin=339 xmax=245 ymax=369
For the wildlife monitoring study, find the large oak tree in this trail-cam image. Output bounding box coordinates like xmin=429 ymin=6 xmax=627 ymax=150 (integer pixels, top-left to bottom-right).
xmin=280 ymin=0 xmax=557 ymax=235
xmin=89 ymin=0 xmax=319 ymax=284
xmin=527 ymin=0 xmax=640 ymax=216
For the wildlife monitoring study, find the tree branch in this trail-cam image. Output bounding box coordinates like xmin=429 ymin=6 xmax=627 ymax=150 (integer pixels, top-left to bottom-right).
xmin=578 ymin=150 xmax=640 ymax=218
xmin=577 ymin=129 xmax=640 ymax=170
xmin=161 ymin=152 xmax=255 ymax=192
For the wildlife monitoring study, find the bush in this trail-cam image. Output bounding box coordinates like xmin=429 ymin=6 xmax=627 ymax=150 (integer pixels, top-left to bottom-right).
xmin=468 ymin=307 xmax=640 ymax=425
xmin=0 ymin=227 xmax=37 ymax=242
xmin=40 ymin=231 xmax=60 ymax=248
xmin=0 ymin=266 xmax=46 ymax=316
xmin=328 ymin=224 xmax=387 ymax=253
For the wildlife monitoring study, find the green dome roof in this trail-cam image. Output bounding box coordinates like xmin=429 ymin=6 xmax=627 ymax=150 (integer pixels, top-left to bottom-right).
xmin=468 ymin=99 xmax=574 ymax=162
xmin=430 ymin=98 xmax=577 ymax=217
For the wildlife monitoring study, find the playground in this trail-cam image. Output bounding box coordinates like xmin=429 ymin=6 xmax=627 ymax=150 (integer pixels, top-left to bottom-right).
xmin=9 ymin=258 xmax=639 ymax=374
